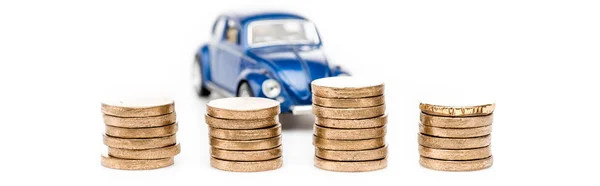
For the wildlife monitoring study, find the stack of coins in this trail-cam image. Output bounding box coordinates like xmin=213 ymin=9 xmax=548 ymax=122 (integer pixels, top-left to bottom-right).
xmin=418 ymin=103 xmax=495 ymax=171
xmin=100 ymin=98 xmax=181 ymax=170
xmin=206 ymin=97 xmax=283 ymax=172
xmin=310 ymin=77 xmax=388 ymax=172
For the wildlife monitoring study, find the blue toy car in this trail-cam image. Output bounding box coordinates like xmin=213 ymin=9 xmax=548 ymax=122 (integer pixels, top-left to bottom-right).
xmin=193 ymin=11 xmax=349 ymax=114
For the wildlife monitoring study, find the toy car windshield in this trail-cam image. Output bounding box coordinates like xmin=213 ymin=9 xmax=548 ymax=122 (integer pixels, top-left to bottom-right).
xmin=248 ymin=19 xmax=320 ymax=48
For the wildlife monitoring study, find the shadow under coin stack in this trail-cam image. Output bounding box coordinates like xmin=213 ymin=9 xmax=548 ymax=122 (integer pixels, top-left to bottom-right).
xmin=310 ymin=77 xmax=388 ymax=172
xmin=418 ymin=103 xmax=495 ymax=171
xmin=206 ymin=97 xmax=283 ymax=172
xmin=100 ymin=98 xmax=181 ymax=170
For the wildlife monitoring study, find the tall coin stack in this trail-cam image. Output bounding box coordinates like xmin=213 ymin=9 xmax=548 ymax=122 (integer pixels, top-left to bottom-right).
xmin=310 ymin=77 xmax=388 ymax=172
xmin=418 ymin=103 xmax=495 ymax=171
xmin=101 ymin=98 xmax=181 ymax=170
xmin=206 ymin=97 xmax=283 ymax=172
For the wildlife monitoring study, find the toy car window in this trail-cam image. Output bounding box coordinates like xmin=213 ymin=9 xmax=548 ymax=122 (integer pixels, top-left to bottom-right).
xmin=212 ymin=18 xmax=227 ymax=40
xmin=225 ymin=20 xmax=240 ymax=45
xmin=248 ymin=20 xmax=319 ymax=47
xmin=211 ymin=19 xmax=218 ymax=34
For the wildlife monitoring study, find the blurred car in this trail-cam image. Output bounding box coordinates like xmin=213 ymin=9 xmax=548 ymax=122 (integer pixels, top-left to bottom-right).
xmin=192 ymin=11 xmax=349 ymax=114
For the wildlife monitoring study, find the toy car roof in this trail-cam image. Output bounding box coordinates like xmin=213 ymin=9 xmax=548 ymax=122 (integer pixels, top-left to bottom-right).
xmin=222 ymin=11 xmax=308 ymax=25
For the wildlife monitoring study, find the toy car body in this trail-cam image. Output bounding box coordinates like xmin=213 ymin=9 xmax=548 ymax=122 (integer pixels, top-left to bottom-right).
xmin=193 ymin=11 xmax=349 ymax=114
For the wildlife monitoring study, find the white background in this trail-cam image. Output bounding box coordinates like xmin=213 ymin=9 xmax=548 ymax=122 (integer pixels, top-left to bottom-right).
xmin=1 ymin=0 xmax=599 ymax=185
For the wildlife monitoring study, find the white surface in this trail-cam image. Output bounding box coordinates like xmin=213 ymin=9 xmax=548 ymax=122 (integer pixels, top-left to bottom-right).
xmin=1 ymin=0 xmax=600 ymax=185
xmin=207 ymin=97 xmax=279 ymax=111
xmin=311 ymin=76 xmax=384 ymax=88
xmin=101 ymin=97 xmax=174 ymax=108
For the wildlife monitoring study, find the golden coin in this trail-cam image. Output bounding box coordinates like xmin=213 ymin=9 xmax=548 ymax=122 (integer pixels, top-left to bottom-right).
xmin=101 ymin=153 xmax=174 ymax=170
xmin=418 ymin=133 xmax=490 ymax=149
xmin=210 ymin=136 xmax=281 ymax=150
xmin=314 ymin=156 xmax=387 ymax=172
xmin=312 ymin=105 xmax=385 ymax=119
xmin=205 ymin=115 xmax=278 ymax=129
xmin=419 ymin=156 xmax=493 ymax=171
xmin=420 ymin=112 xmax=493 ymax=128
xmin=101 ymin=97 xmax=174 ymax=117
xmin=211 ymin=146 xmax=282 ymax=161
xmin=206 ymin=97 xmax=280 ymax=119
xmin=313 ymin=136 xmax=385 ymax=150
xmin=419 ymin=124 xmax=491 ymax=138
xmin=315 ymin=145 xmax=387 ymax=161
xmin=316 ymin=114 xmax=387 ymax=129
xmin=419 ymin=103 xmax=495 ymax=117
xmin=311 ymin=77 xmax=384 ymax=98
xmin=103 ymin=134 xmax=176 ymax=149
xmin=419 ymin=145 xmax=491 ymax=160
xmin=108 ymin=143 xmax=180 ymax=159
xmin=210 ymin=157 xmax=282 ymax=172
xmin=314 ymin=125 xmax=386 ymax=140
xmin=103 ymin=112 xmax=176 ymax=128
xmin=209 ymin=124 xmax=281 ymax=140
xmin=313 ymin=95 xmax=385 ymax=108
xmin=105 ymin=123 xmax=178 ymax=138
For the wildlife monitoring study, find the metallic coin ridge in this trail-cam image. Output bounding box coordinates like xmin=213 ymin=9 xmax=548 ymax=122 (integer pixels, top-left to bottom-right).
xmin=209 ymin=124 xmax=281 ymax=140
xmin=103 ymin=134 xmax=176 ymax=149
xmin=314 ymin=125 xmax=386 ymax=140
xmin=207 ymin=107 xmax=280 ymax=120
xmin=103 ymin=112 xmax=177 ymax=128
xmin=312 ymin=95 xmax=385 ymax=108
xmin=419 ymin=124 xmax=492 ymax=138
xmin=312 ymin=105 xmax=386 ymax=119
xmin=419 ymin=156 xmax=493 ymax=171
xmin=101 ymin=154 xmax=174 ymax=170
xmin=313 ymin=135 xmax=385 ymax=150
xmin=311 ymin=77 xmax=385 ymax=98
xmin=419 ymin=145 xmax=492 ymax=160
xmin=210 ymin=157 xmax=283 ymax=172
xmin=314 ymin=156 xmax=387 ymax=172
xmin=105 ymin=123 xmax=178 ymax=138
xmin=210 ymin=136 xmax=282 ymax=150
xmin=420 ymin=112 xmax=493 ymax=128
xmin=206 ymin=98 xmax=280 ymax=119
xmin=315 ymin=145 xmax=388 ymax=161
xmin=315 ymin=114 xmax=388 ymax=129
xmin=418 ymin=133 xmax=491 ymax=149
xmin=101 ymin=104 xmax=174 ymax=118
xmin=210 ymin=146 xmax=282 ymax=161
xmin=419 ymin=103 xmax=495 ymax=117
xmin=205 ymin=115 xmax=279 ymax=129
xmin=108 ymin=143 xmax=181 ymax=159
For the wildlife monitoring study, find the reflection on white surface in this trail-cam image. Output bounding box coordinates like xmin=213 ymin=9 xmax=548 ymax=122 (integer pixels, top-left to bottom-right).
xmin=279 ymin=113 xmax=314 ymax=130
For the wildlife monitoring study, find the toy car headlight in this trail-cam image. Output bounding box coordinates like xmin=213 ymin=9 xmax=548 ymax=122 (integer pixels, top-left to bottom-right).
xmin=262 ymin=79 xmax=281 ymax=98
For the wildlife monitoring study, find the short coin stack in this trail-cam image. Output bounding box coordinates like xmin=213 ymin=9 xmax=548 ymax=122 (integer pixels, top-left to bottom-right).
xmin=101 ymin=98 xmax=181 ymax=170
xmin=311 ymin=77 xmax=388 ymax=172
xmin=418 ymin=103 xmax=495 ymax=171
xmin=206 ymin=97 xmax=283 ymax=172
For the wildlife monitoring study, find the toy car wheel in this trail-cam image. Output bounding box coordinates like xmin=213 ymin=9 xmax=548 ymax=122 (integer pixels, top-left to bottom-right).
xmin=237 ymin=82 xmax=254 ymax=97
xmin=192 ymin=58 xmax=211 ymax=97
